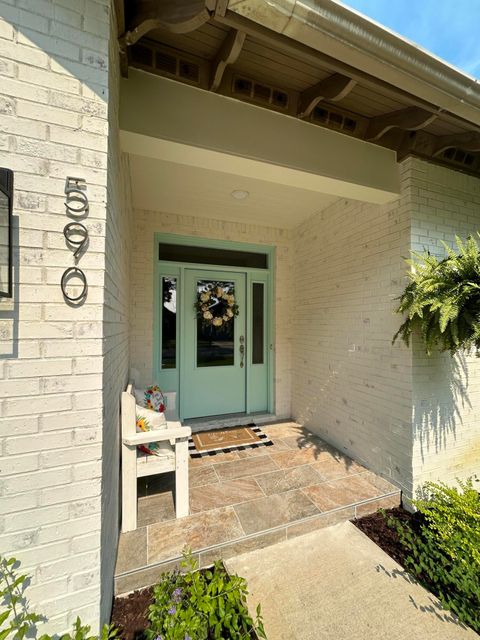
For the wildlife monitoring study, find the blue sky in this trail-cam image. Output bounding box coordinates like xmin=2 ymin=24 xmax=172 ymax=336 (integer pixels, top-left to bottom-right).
xmin=342 ymin=0 xmax=480 ymax=78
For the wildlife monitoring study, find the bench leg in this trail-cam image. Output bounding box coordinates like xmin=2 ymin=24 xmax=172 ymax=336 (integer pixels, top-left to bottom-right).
xmin=122 ymin=445 xmax=137 ymax=532
xmin=175 ymin=437 xmax=189 ymax=518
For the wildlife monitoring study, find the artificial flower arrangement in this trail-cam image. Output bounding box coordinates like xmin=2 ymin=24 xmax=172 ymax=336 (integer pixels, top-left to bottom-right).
xmin=144 ymin=384 xmax=166 ymax=412
xmin=135 ymin=385 xmax=167 ymax=456
xmin=194 ymin=282 xmax=239 ymax=327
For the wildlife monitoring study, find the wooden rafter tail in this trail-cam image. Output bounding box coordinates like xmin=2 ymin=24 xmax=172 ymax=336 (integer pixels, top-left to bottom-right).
xmin=366 ymin=106 xmax=439 ymax=141
xmin=432 ymin=131 xmax=480 ymax=157
xmin=210 ymin=28 xmax=246 ymax=91
xmin=298 ymin=73 xmax=356 ymax=118
xmin=120 ymin=0 xmax=213 ymax=49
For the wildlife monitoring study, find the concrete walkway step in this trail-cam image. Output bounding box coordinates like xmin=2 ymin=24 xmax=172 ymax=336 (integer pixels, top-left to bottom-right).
xmin=226 ymin=521 xmax=477 ymax=640
xmin=114 ymin=491 xmax=399 ymax=595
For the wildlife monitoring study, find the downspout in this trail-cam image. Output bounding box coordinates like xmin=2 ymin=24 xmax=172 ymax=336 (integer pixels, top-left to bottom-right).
xmin=226 ymin=0 xmax=480 ymax=127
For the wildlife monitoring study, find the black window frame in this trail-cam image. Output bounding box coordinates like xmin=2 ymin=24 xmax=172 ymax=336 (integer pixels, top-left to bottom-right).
xmin=0 ymin=168 xmax=13 ymax=299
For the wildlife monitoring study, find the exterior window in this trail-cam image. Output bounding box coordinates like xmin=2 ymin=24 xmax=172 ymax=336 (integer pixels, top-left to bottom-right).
xmin=196 ymin=280 xmax=235 ymax=367
xmin=161 ymin=277 xmax=176 ymax=369
xmin=0 ymin=168 xmax=13 ymax=298
xmin=158 ymin=243 xmax=268 ymax=269
xmin=252 ymin=282 xmax=264 ymax=364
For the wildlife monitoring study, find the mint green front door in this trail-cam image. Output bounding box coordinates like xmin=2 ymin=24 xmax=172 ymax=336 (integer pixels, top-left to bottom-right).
xmin=182 ymin=269 xmax=247 ymax=419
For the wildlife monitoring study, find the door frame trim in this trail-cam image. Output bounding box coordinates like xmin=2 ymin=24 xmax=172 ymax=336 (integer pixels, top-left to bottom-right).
xmin=153 ymin=233 xmax=276 ymax=420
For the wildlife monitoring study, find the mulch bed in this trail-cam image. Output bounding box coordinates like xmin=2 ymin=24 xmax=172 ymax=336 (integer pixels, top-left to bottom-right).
xmin=111 ymin=586 xmax=153 ymax=640
xmin=111 ymin=572 xmax=261 ymax=640
xmin=352 ymin=507 xmax=414 ymax=567
xmin=353 ymin=506 xmax=432 ymax=592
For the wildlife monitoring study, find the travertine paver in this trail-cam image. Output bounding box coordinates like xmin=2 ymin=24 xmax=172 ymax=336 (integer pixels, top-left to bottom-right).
xmin=234 ymin=488 xmax=320 ymax=535
xmin=226 ymin=522 xmax=477 ymax=640
xmin=189 ymin=477 xmax=263 ymax=513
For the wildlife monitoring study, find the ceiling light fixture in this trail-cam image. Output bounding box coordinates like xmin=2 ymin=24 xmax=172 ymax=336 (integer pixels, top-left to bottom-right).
xmin=231 ymin=189 xmax=249 ymax=200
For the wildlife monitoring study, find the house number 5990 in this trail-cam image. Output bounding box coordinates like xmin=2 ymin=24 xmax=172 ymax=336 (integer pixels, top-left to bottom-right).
xmin=61 ymin=176 xmax=89 ymax=303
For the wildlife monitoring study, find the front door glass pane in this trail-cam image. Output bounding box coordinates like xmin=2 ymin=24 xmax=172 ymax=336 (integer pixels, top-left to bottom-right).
xmin=197 ymin=280 xmax=235 ymax=367
xmin=161 ymin=276 xmax=176 ymax=369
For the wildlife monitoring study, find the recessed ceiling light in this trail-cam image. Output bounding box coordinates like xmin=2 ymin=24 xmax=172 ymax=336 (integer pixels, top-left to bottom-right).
xmin=231 ymin=190 xmax=249 ymax=200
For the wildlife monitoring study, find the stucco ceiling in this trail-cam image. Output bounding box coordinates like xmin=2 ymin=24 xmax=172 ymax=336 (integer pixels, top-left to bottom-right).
xmin=128 ymin=154 xmax=339 ymax=229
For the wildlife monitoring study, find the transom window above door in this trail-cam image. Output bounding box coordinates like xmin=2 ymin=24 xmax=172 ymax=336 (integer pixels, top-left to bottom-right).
xmin=158 ymin=243 xmax=269 ymax=269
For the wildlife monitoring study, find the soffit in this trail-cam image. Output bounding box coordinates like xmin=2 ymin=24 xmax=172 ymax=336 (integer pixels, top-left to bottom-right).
xmin=118 ymin=2 xmax=480 ymax=177
xmin=129 ymin=154 xmax=338 ymax=228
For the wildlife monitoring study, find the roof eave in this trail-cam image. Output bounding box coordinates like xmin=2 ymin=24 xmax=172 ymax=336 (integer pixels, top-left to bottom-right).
xmin=227 ymin=0 xmax=480 ymax=127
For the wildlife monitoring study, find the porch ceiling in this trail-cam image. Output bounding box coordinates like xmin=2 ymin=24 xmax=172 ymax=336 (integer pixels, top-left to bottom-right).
xmin=128 ymin=154 xmax=338 ymax=228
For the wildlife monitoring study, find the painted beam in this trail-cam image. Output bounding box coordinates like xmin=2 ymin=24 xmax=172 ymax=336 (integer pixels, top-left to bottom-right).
xmin=298 ymin=74 xmax=356 ymax=118
xmin=210 ymin=28 xmax=246 ymax=91
xmin=120 ymin=0 xmax=213 ymax=47
xmin=433 ymin=131 xmax=480 ymax=156
xmin=366 ymin=107 xmax=438 ymax=141
xmin=120 ymin=70 xmax=400 ymax=203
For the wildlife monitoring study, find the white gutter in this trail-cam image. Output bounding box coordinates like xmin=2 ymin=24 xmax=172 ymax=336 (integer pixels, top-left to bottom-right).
xmin=227 ymin=0 xmax=480 ymax=127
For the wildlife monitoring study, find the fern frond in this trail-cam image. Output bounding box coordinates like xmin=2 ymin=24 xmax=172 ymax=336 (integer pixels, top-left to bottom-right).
xmin=393 ymin=235 xmax=480 ymax=355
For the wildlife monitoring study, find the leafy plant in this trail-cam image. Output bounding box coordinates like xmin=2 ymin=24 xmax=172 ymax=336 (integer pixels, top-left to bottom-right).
xmin=0 ymin=556 xmax=43 ymax=640
xmin=393 ymin=234 xmax=480 ymax=355
xmin=0 ymin=555 xmax=118 ymax=640
xmin=387 ymin=478 xmax=480 ymax=631
xmin=146 ymin=552 xmax=267 ymax=640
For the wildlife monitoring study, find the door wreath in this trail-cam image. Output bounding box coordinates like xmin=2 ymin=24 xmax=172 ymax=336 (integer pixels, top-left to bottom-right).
xmin=195 ymin=282 xmax=239 ymax=327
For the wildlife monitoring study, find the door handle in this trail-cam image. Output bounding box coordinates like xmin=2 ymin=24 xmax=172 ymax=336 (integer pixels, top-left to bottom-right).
xmin=239 ymin=336 xmax=245 ymax=368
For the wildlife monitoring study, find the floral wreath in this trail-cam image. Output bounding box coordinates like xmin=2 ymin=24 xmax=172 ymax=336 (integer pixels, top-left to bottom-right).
xmin=194 ymin=282 xmax=239 ymax=327
xmin=144 ymin=385 xmax=165 ymax=413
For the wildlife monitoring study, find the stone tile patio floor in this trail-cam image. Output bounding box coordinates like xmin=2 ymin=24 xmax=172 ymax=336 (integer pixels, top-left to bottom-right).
xmin=114 ymin=421 xmax=401 ymax=594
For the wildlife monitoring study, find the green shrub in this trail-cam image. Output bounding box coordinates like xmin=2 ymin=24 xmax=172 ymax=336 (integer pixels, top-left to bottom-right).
xmin=146 ymin=552 xmax=266 ymax=640
xmin=0 ymin=556 xmax=117 ymax=640
xmin=393 ymin=234 xmax=480 ymax=355
xmin=387 ymin=478 xmax=480 ymax=631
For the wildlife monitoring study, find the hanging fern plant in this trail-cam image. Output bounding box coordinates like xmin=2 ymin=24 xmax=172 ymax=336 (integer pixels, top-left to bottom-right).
xmin=393 ymin=234 xmax=480 ymax=356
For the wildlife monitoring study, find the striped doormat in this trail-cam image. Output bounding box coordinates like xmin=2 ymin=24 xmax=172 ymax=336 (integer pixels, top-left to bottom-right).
xmin=188 ymin=424 xmax=272 ymax=458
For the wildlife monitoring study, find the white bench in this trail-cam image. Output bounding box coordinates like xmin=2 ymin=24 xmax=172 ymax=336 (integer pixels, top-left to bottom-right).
xmin=121 ymin=384 xmax=191 ymax=532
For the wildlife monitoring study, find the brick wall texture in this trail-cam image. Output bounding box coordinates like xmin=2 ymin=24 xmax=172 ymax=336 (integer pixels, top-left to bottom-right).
xmin=291 ymin=156 xmax=480 ymax=499
xmin=0 ymin=0 xmax=131 ymax=633
xmin=291 ymin=160 xmax=413 ymax=495
xmin=100 ymin=6 xmax=132 ymax=625
xmin=409 ymin=159 xmax=480 ymax=492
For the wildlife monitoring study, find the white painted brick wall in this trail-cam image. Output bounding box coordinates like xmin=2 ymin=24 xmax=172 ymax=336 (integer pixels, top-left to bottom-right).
xmin=291 ymin=157 xmax=480 ymax=499
xmin=129 ymin=211 xmax=293 ymax=418
xmin=409 ymin=158 xmax=480 ymax=495
xmin=0 ymin=0 xmax=130 ymax=633
xmin=291 ymin=161 xmax=414 ymax=495
xmin=100 ymin=6 xmax=132 ymax=623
